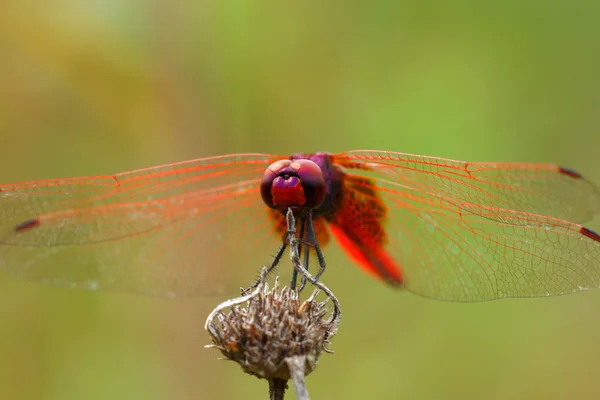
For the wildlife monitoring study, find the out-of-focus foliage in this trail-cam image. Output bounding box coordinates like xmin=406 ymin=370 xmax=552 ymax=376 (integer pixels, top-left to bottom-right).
xmin=1 ymin=1 xmax=600 ymax=399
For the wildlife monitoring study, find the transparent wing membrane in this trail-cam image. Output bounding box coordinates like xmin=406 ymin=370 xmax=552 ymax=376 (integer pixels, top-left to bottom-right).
xmin=340 ymin=150 xmax=600 ymax=301
xmin=0 ymin=154 xmax=284 ymax=296
xmin=336 ymin=150 xmax=600 ymax=224
xmin=1 ymin=150 xmax=599 ymax=301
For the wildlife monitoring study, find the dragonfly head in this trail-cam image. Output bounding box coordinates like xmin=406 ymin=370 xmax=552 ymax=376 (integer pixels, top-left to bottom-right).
xmin=261 ymin=159 xmax=326 ymax=216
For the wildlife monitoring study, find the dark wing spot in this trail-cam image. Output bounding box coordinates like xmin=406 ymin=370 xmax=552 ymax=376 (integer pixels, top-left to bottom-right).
xmin=559 ymin=166 xmax=582 ymax=179
xmin=580 ymin=227 xmax=600 ymax=242
xmin=14 ymin=218 xmax=41 ymax=233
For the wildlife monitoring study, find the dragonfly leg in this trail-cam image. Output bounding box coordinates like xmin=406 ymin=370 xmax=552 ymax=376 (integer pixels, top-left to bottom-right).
xmin=293 ymin=218 xmax=312 ymax=291
xmin=298 ymin=211 xmax=327 ymax=292
xmin=290 ymin=217 xmax=306 ymax=290
xmin=301 ymin=221 xmax=311 ymax=287
xmin=309 ymin=212 xmax=327 ymax=282
xmin=242 ymin=241 xmax=288 ymax=294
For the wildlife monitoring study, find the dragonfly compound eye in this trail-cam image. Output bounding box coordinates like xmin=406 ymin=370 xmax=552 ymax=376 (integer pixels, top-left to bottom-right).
xmin=260 ymin=159 xmax=326 ymax=214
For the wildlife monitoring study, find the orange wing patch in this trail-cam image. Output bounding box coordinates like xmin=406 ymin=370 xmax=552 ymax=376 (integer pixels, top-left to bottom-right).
xmin=329 ymin=175 xmax=403 ymax=286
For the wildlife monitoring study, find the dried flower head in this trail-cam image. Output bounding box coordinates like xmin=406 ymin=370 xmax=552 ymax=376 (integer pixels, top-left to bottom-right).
xmin=206 ymin=210 xmax=342 ymax=398
xmin=205 ymin=276 xmax=339 ymax=381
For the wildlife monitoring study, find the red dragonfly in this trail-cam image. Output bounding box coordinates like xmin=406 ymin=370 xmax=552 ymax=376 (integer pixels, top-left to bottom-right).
xmin=1 ymin=151 xmax=599 ymax=301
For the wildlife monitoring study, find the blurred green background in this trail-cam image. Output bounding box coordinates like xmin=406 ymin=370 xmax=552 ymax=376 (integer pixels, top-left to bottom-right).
xmin=1 ymin=1 xmax=600 ymax=399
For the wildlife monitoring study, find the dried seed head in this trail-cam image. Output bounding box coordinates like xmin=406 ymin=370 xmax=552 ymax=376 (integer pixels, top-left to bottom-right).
xmin=205 ymin=278 xmax=338 ymax=381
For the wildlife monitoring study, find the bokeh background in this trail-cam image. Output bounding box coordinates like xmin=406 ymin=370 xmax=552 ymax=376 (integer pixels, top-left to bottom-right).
xmin=1 ymin=1 xmax=600 ymax=399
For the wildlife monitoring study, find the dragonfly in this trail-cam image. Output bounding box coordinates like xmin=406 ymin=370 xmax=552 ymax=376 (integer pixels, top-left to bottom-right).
xmin=0 ymin=150 xmax=599 ymax=302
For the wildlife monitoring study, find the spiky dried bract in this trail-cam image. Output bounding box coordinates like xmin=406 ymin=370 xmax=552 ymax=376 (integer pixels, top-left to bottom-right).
xmin=206 ymin=279 xmax=337 ymax=381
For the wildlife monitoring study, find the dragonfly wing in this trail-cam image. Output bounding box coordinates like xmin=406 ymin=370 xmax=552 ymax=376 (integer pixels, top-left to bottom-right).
xmin=336 ymin=150 xmax=600 ymax=224
xmin=0 ymin=154 xmax=284 ymax=297
xmin=327 ymin=175 xmax=403 ymax=285
xmin=336 ymin=151 xmax=600 ymax=301
xmin=341 ymin=170 xmax=600 ymax=301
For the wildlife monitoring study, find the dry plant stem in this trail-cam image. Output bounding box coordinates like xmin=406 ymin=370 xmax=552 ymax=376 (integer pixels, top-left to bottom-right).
xmin=269 ymin=379 xmax=287 ymax=400
xmin=285 ymin=356 xmax=310 ymax=400
xmin=280 ymin=209 xmax=341 ymax=399
xmin=286 ymin=209 xmax=342 ymax=330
